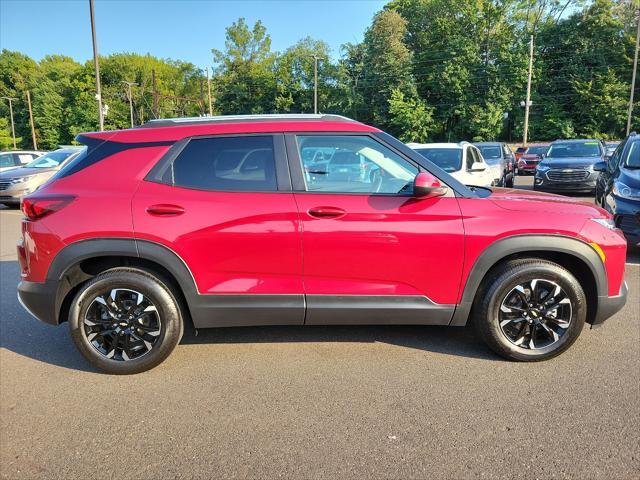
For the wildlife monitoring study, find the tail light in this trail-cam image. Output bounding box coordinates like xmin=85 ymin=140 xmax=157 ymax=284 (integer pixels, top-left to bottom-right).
xmin=21 ymin=194 xmax=75 ymax=220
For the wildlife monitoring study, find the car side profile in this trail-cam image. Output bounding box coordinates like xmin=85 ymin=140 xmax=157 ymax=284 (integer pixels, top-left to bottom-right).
xmin=17 ymin=115 xmax=628 ymax=374
xmin=594 ymin=132 xmax=640 ymax=246
xmin=472 ymin=142 xmax=515 ymax=187
xmin=407 ymin=142 xmax=494 ymax=188
xmin=0 ymin=147 xmax=84 ymax=206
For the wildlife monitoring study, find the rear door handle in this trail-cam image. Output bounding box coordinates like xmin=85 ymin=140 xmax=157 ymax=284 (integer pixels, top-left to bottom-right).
xmin=146 ymin=204 xmax=185 ymax=217
xmin=307 ymin=206 xmax=346 ymax=219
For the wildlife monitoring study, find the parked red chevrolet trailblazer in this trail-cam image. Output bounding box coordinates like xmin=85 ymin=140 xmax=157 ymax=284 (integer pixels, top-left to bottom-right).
xmin=17 ymin=115 xmax=627 ymax=374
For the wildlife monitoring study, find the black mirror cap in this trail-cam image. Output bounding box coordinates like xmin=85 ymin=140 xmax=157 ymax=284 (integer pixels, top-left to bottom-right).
xmin=593 ymin=161 xmax=607 ymax=172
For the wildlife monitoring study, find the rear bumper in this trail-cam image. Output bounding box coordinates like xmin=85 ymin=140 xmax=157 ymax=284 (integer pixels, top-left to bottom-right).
xmin=17 ymin=279 xmax=58 ymax=325
xmin=592 ymin=281 xmax=628 ymax=325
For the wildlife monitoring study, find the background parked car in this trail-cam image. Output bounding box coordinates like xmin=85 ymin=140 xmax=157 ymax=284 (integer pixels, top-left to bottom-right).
xmin=0 ymin=147 xmax=84 ymax=206
xmin=534 ymin=139 xmax=605 ymax=193
xmin=594 ymin=132 xmax=640 ymax=246
xmin=516 ymin=145 xmax=548 ymax=175
xmin=0 ymin=150 xmax=45 ymax=173
xmin=408 ymin=142 xmax=494 ymax=188
xmin=605 ymin=141 xmax=620 ymax=158
xmin=473 ymin=142 xmax=514 ymax=187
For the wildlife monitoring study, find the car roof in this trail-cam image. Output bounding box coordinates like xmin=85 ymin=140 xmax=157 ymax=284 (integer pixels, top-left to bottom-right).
xmin=81 ymin=114 xmax=379 ymax=143
xmin=407 ymin=142 xmax=465 ymax=149
xmin=0 ymin=150 xmax=45 ymax=154
xmin=472 ymin=142 xmax=502 ymax=146
xmin=551 ymin=139 xmax=600 ymax=143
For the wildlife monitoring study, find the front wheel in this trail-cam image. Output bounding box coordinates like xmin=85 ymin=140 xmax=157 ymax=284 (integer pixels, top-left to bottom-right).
xmin=505 ymin=173 xmax=514 ymax=188
xmin=69 ymin=268 xmax=184 ymax=374
xmin=473 ymin=259 xmax=586 ymax=361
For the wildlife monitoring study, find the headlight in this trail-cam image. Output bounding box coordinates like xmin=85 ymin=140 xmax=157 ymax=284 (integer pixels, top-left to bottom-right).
xmin=9 ymin=176 xmax=34 ymax=184
xmin=612 ymin=181 xmax=640 ymax=200
xmin=591 ymin=218 xmax=616 ymax=230
xmin=536 ymin=164 xmax=550 ymax=172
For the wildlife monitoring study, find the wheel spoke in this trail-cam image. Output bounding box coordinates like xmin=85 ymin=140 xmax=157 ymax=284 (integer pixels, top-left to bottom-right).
xmin=540 ymin=322 xmax=560 ymax=342
xmin=500 ymin=317 xmax=526 ymax=328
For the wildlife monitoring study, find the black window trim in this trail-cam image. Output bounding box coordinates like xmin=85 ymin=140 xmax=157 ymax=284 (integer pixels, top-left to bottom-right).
xmin=145 ymin=133 xmax=292 ymax=193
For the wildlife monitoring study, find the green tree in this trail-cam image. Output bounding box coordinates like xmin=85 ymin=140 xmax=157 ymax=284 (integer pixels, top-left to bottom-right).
xmin=387 ymin=88 xmax=435 ymax=142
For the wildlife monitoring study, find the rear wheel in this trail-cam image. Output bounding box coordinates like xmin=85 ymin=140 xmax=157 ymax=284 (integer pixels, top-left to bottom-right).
xmin=69 ymin=268 xmax=184 ymax=374
xmin=505 ymin=173 xmax=514 ymax=188
xmin=473 ymin=259 xmax=586 ymax=361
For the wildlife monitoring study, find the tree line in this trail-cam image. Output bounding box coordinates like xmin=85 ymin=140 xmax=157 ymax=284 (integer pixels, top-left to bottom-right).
xmin=0 ymin=0 xmax=638 ymax=150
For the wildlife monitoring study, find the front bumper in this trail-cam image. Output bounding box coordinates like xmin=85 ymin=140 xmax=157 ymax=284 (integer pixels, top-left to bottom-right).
xmin=592 ymin=281 xmax=628 ymax=325
xmin=534 ymin=169 xmax=598 ymax=192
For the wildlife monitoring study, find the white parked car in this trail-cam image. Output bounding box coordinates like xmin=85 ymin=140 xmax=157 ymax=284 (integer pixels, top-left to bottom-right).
xmin=407 ymin=142 xmax=494 ymax=188
xmin=0 ymin=150 xmax=46 ymax=173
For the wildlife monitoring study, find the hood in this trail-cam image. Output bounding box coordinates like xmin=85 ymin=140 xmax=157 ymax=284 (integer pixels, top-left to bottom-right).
xmin=619 ymin=167 xmax=640 ymax=187
xmin=488 ymin=187 xmax=607 ymax=217
xmin=539 ymin=156 xmax=601 ymax=169
xmin=521 ymin=154 xmax=541 ymax=160
xmin=0 ymin=167 xmax=57 ymax=179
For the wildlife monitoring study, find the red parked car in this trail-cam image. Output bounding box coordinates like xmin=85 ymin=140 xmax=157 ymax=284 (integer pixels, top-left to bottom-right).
xmin=17 ymin=115 xmax=628 ymax=374
xmin=516 ymin=145 xmax=549 ymax=174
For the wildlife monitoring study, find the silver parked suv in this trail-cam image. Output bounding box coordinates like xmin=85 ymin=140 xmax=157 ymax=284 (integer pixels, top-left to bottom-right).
xmin=0 ymin=147 xmax=84 ymax=206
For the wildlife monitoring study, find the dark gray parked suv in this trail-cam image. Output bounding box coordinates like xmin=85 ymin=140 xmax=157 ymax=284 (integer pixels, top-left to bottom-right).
xmin=534 ymin=139 xmax=605 ymax=193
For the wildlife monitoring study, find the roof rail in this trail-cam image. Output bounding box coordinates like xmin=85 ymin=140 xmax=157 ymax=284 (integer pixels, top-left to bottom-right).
xmin=140 ymin=113 xmax=358 ymax=128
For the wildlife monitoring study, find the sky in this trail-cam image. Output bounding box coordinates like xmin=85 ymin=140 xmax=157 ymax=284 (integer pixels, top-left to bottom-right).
xmin=1 ymin=0 xmax=388 ymax=66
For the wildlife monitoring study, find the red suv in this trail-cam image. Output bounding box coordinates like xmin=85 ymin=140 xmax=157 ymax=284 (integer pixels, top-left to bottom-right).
xmin=17 ymin=115 xmax=628 ymax=374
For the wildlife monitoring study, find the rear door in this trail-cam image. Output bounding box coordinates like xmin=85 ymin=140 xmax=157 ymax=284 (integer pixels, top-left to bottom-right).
xmin=132 ymin=134 xmax=304 ymax=327
xmin=286 ymin=133 xmax=465 ymax=325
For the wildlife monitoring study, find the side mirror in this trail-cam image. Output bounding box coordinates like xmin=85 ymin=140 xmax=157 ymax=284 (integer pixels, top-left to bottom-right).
xmin=470 ymin=162 xmax=486 ymax=172
xmin=413 ymin=172 xmax=447 ymax=198
xmin=593 ymin=161 xmax=607 ymax=172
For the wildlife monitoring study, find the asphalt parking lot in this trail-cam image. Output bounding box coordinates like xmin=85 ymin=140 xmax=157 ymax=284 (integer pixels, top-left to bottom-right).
xmin=1 ymin=176 xmax=638 ymax=479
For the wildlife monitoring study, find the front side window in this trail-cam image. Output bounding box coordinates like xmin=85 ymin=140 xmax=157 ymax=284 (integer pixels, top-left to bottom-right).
xmin=171 ymin=136 xmax=277 ymax=192
xmin=0 ymin=153 xmax=15 ymax=168
xmin=297 ymin=135 xmax=418 ymax=194
xmin=414 ymin=148 xmax=462 ymax=173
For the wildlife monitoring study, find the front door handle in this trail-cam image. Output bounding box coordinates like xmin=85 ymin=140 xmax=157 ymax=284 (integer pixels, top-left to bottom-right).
xmin=146 ymin=204 xmax=185 ymax=217
xmin=307 ymin=206 xmax=346 ymax=219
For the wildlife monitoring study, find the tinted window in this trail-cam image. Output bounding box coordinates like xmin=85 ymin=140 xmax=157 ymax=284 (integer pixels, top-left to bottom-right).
xmin=414 ymin=148 xmax=462 ymax=173
xmin=625 ymin=141 xmax=640 ymax=168
xmin=547 ymin=141 xmax=601 ymax=158
xmin=477 ymin=146 xmax=501 ymax=159
xmin=25 ymin=150 xmax=76 ymax=168
xmin=527 ymin=146 xmax=548 ymax=155
xmin=465 ymin=148 xmax=476 ymax=169
xmin=298 ymin=135 xmax=418 ymax=194
xmin=0 ymin=153 xmax=16 ymax=168
xmin=172 ymin=136 xmax=277 ymax=192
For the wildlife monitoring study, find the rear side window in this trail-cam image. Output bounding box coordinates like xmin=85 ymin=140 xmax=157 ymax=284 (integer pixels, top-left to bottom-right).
xmin=172 ymin=136 xmax=277 ymax=192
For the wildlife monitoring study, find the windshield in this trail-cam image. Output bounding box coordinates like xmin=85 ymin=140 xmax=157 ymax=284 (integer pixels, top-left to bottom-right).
xmin=547 ymin=141 xmax=601 ymax=158
xmin=527 ymin=146 xmax=548 ymax=155
xmin=24 ymin=150 xmax=76 ymax=169
xmin=414 ymin=148 xmax=462 ymax=173
xmin=477 ymin=146 xmax=501 ymax=159
xmin=625 ymin=141 xmax=640 ymax=168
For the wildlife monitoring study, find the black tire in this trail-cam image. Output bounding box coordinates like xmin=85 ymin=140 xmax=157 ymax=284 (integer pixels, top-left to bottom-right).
xmin=473 ymin=259 xmax=586 ymax=361
xmin=69 ymin=268 xmax=184 ymax=374
xmin=505 ymin=173 xmax=514 ymax=188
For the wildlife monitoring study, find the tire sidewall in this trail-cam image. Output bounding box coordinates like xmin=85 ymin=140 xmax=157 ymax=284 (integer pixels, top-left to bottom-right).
xmin=69 ymin=269 xmax=183 ymax=374
xmin=481 ymin=263 xmax=586 ymax=360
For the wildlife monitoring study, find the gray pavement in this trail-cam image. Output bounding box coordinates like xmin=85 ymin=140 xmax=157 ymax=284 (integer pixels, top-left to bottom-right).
xmin=1 ymin=178 xmax=639 ymax=479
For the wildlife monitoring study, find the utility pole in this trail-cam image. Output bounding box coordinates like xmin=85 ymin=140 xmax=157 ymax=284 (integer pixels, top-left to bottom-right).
xmin=25 ymin=90 xmax=37 ymax=150
xmin=523 ymin=35 xmax=534 ymax=146
xmin=626 ymin=9 xmax=639 ymax=135
xmin=122 ymin=81 xmax=137 ymax=128
xmin=152 ymin=69 xmax=159 ymax=118
xmin=89 ymin=0 xmax=104 ymax=131
xmin=312 ymin=55 xmax=319 ymax=114
xmin=0 ymin=96 xmax=17 ymax=149
xmin=206 ymin=67 xmax=213 ymax=116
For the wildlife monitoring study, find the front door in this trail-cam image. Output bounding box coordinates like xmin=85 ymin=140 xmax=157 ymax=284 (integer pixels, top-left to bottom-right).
xmin=132 ymin=134 xmax=304 ymax=327
xmin=288 ymin=133 xmax=465 ymax=325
